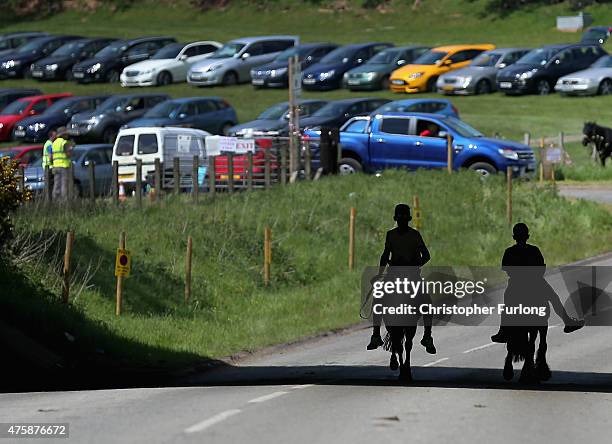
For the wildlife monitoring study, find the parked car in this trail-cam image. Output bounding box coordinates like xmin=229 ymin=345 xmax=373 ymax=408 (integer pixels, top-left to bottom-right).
xmin=188 ymin=35 xmax=298 ymax=86
xmin=227 ymin=99 xmax=328 ymax=136
xmin=120 ymin=41 xmax=221 ymax=87
xmin=555 ymin=55 xmax=612 ymax=96
xmin=124 ymin=97 xmax=237 ymax=135
xmin=372 ymin=98 xmax=459 ymax=117
xmin=436 ymin=48 xmax=529 ymax=95
xmin=0 ymin=145 xmax=42 ymax=167
xmin=390 ymin=44 xmax=495 ymax=93
xmin=306 ymin=113 xmax=535 ymax=177
xmin=30 ymin=38 xmax=116 ymax=81
xmin=496 ymin=43 xmax=607 ymax=95
xmin=0 ymin=35 xmax=80 ymax=79
xmin=0 ymin=88 xmax=42 ymax=112
xmin=250 ymin=43 xmax=338 ymax=88
xmin=68 ymin=93 xmax=170 ymax=143
xmin=0 ymin=32 xmax=48 ymax=57
xmin=72 ymin=36 xmax=177 ymax=83
xmin=13 ymin=95 xmax=109 ymax=142
xmin=23 ymin=144 xmax=114 ymax=196
xmin=344 ymin=45 xmax=430 ymax=91
xmin=302 ymin=42 xmax=393 ymax=91
xmin=0 ymin=93 xmax=72 ymax=141
xmin=299 ymin=97 xmax=390 ymax=131
xmin=581 ymin=26 xmax=611 ymax=45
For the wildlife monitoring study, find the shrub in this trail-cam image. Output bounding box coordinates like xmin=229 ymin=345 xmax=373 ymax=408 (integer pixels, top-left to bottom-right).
xmin=0 ymin=158 xmax=31 ymax=255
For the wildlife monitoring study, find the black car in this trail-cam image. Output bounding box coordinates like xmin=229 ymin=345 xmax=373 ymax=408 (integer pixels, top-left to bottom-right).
xmin=68 ymin=93 xmax=170 ymax=143
xmin=299 ymin=97 xmax=390 ymax=130
xmin=0 ymin=88 xmax=42 ymax=112
xmin=227 ymin=99 xmax=329 ymax=136
xmin=13 ymin=95 xmax=109 ymax=143
xmin=496 ymin=43 xmax=607 ymax=95
xmin=30 ymin=38 xmax=117 ymax=81
xmin=72 ymin=36 xmax=177 ymax=83
xmin=250 ymin=43 xmax=338 ymax=88
xmin=581 ymin=26 xmax=611 ymax=45
xmin=0 ymin=32 xmax=48 ymax=57
xmin=0 ymin=35 xmax=81 ymax=79
xmin=302 ymin=42 xmax=393 ymax=90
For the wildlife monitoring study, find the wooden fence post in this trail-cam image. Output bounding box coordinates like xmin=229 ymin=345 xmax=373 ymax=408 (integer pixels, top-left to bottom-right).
xmin=507 ymin=166 xmax=512 ymax=226
xmin=116 ymin=231 xmax=126 ymax=316
xmin=447 ymin=134 xmax=453 ymax=174
xmin=348 ymin=207 xmax=356 ymax=271
xmin=62 ymin=231 xmax=74 ymax=304
xmin=264 ymin=148 xmax=271 ymax=190
xmin=88 ymin=161 xmax=96 ymax=202
xmin=173 ymin=157 xmax=180 ymax=195
xmin=192 ymin=155 xmax=199 ymax=203
xmin=413 ymin=195 xmax=422 ymax=231
xmin=228 ymin=152 xmax=234 ymax=194
xmin=523 ymin=132 xmax=530 ymax=146
xmin=247 ymin=152 xmax=254 ymax=191
xmin=185 ymin=235 xmax=192 ymax=303
xmin=135 ymin=159 xmax=142 ymax=208
xmin=207 ymin=156 xmax=216 ymax=197
xmin=154 ymin=158 xmax=162 ymax=201
xmin=280 ymin=144 xmax=287 ymax=186
xmin=112 ymin=161 xmax=119 ymax=204
xmin=264 ymin=226 xmax=271 ymax=286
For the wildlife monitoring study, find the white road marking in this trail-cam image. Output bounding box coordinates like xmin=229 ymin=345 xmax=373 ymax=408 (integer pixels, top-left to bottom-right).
xmin=291 ymin=384 xmax=314 ymax=390
xmin=184 ymin=409 xmax=241 ymax=434
xmin=422 ymin=357 xmax=449 ymax=367
xmin=247 ymin=391 xmax=288 ymax=403
xmin=463 ymin=342 xmax=498 ymax=354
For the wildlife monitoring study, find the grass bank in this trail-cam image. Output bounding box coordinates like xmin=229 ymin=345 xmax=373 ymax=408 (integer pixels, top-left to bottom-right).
xmin=6 ymin=169 xmax=612 ymax=367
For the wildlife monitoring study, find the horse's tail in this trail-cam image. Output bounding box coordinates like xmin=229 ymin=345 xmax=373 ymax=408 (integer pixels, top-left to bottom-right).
xmin=507 ymin=328 xmax=530 ymax=363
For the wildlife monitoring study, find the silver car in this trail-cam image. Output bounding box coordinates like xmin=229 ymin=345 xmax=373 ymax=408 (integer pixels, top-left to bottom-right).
xmin=437 ymin=48 xmax=529 ymax=95
xmin=187 ymin=35 xmax=298 ymax=86
xmin=555 ymin=55 xmax=612 ymax=96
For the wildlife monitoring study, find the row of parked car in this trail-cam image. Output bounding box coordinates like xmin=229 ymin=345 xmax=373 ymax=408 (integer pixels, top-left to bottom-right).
xmin=1 ymin=30 xmax=612 ymax=96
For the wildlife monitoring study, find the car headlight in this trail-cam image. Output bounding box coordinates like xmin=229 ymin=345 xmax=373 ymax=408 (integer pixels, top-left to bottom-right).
xmin=87 ymin=63 xmax=102 ymax=73
xmin=0 ymin=123 xmax=4 ymax=129
xmin=86 ymin=116 xmax=100 ymax=126
xmin=460 ymin=76 xmax=472 ymax=87
xmin=519 ymin=69 xmax=537 ymax=80
xmin=1 ymin=60 xmax=18 ymax=69
xmin=28 ymin=123 xmax=47 ymax=132
xmin=140 ymin=69 xmax=154 ymax=75
xmin=46 ymin=64 xmax=58 ymax=71
xmin=498 ymin=148 xmax=519 ymax=160
xmin=270 ymin=67 xmax=287 ymax=78
xmin=207 ymin=65 xmax=222 ymax=72
xmin=319 ymin=70 xmax=335 ymax=80
xmin=363 ymin=72 xmax=378 ymax=81
xmin=408 ymin=72 xmax=424 ymax=79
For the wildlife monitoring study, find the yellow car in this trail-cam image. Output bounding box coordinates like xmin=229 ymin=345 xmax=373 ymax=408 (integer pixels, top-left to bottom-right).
xmin=389 ymin=44 xmax=496 ymax=93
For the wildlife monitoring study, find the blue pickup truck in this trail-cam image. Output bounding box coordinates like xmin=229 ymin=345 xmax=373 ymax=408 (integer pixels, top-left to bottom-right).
xmin=307 ymin=112 xmax=536 ymax=177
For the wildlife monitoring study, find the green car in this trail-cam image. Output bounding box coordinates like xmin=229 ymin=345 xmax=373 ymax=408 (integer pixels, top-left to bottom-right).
xmin=343 ymin=45 xmax=430 ymax=91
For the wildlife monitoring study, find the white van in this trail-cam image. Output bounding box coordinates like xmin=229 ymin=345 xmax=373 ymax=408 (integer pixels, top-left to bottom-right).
xmin=112 ymin=127 xmax=210 ymax=190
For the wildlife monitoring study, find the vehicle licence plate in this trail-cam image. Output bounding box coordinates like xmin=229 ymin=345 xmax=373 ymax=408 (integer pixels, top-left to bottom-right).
xmin=73 ymin=72 xmax=84 ymax=79
xmin=119 ymin=173 xmax=135 ymax=180
xmin=347 ymin=79 xmax=361 ymax=85
xmin=391 ymin=79 xmax=404 ymax=85
xmin=499 ymin=82 xmax=512 ymax=89
xmin=252 ymin=78 xmax=264 ymax=85
xmin=14 ymin=130 xmax=25 ymax=137
xmin=31 ymin=71 xmax=43 ymax=78
xmin=443 ymin=85 xmax=455 ymax=91
xmin=303 ymin=78 xmax=316 ymax=85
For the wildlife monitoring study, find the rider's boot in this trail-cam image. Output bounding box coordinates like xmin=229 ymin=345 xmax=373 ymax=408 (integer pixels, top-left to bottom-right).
xmin=420 ymin=335 xmax=436 ymax=354
xmin=491 ymin=327 xmax=508 ymax=343
xmin=563 ymin=317 xmax=585 ymax=333
xmin=367 ymin=334 xmax=384 ymax=350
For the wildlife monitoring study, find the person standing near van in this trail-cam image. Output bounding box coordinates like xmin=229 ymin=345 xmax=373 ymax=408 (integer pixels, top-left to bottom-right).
xmin=51 ymin=127 xmax=73 ymax=200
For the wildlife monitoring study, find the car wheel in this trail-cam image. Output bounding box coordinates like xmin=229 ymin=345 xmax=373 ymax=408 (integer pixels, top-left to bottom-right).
xmin=468 ymin=162 xmax=496 ymax=177
xmin=475 ymin=79 xmax=491 ymax=95
xmin=426 ymin=76 xmax=438 ymax=92
xmin=536 ymin=79 xmax=551 ymax=95
xmin=222 ymin=71 xmax=238 ymax=86
xmin=380 ymin=75 xmax=390 ymax=90
xmin=106 ymin=70 xmax=120 ymax=83
xmin=598 ymin=78 xmax=612 ymax=95
xmin=157 ymin=71 xmax=172 ymax=86
xmin=338 ymin=158 xmax=363 ymax=175
xmin=102 ymin=127 xmax=118 ymax=144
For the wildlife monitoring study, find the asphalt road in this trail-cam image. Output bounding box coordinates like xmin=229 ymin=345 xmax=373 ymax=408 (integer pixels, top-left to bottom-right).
xmin=2 ymin=254 xmax=612 ymax=444
xmin=558 ymin=185 xmax=612 ymax=205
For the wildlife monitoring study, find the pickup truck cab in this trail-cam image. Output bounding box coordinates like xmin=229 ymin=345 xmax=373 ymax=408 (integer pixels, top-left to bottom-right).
xmin=308 ymin=112 xmax=535 ymax=177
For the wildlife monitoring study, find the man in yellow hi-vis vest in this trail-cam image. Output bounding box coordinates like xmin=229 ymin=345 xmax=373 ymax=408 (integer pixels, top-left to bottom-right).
xmin=42 ymin=129 xmax=57 ymax=192
xmin=51 ymin=128 xmax=74 ymax=200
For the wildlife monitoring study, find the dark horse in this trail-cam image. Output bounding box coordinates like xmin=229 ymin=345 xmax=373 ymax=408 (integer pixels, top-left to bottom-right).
xmin=582 ymin=121 xmax=612 ymax=166
xmin=504 ymin=325 xmax=551 ymax=383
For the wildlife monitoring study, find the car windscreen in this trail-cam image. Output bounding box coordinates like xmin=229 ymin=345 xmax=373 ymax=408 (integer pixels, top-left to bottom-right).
xmin=591 ymin=55 xmax=612 ymax=68
xmin=0 ymin=38 xmax=12 ymax=51
xmin=319 ymin=46 xmax=356 ymax=64
xmin=274 ymin=47 xmax=299 ymax=62
xmin=95 ymin=40 xmax=127 ymax=58
xmin=444 ymin=117 xmax=483 ymax=138
xmin=96 ymin=97 xmax=127 ymax=113
xmin=209 ymin=42 xmax=245 ymax=59
xmin=145 ymin=101 xmax=179 ymax=118
xmin=582 ymin=29 xmax=608 ymax=42
xmin=0 ymin=99 xmax=29 ymax=115
xmin=311 ymin=102 xmax=347 ymax=117
xmin=367 ymin=49 xmax=400 ymax=64
xmin=151 ymin=43 xmax=184 ymax=59
xmin=516 ymin=48 xmax=555 ymax=66
xmin=42 ymin=98 xmax=74 ymax=115
xmin=471 ymin=52 xmax=502 ymax=67
xmin=16 ymin=39 xmax=46 ymax=54
xmin=258 ymin=103 xmax=289 ymax=120
xmin=115 ymin=135 xmax=134 ymax=156
xmin=52 ymin=40 xmax=88 ymax=57
xmin=413 ymin=50 xmax=448 ymax=65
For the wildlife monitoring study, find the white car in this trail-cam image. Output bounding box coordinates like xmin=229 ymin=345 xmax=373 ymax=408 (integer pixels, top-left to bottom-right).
xmin=120 ymin=41 xmax=221 ymax=87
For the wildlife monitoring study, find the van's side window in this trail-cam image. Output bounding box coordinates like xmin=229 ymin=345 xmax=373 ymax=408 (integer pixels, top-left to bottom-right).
xmin=116 ymin=135 xmax=134 ymax=156
xmin=138 ymin=134 xmax=158 ymax=154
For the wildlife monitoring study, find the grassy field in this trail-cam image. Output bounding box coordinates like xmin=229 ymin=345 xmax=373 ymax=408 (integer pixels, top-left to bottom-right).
xmin=6 ymin=169 xmax=612 ymax=367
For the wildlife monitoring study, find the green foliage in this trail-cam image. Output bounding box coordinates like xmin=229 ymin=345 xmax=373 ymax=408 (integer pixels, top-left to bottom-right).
xmin=0 ymin=158 xmax=30 ymax=255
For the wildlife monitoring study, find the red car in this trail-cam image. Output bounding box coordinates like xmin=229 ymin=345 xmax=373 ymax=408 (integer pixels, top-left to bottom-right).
xmin=0 ymin=93 xmax=72 ymax=141
xmin=0 ymin=145 xmax=43 ymax=167
xmin=214 ymin=139 xmax=279 ymax=182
